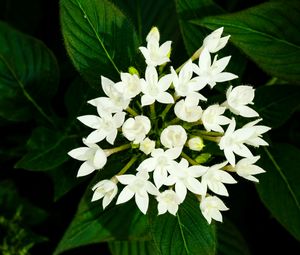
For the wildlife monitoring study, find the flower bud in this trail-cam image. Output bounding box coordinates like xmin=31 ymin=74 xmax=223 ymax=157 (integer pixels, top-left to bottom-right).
xmin=128 ymin=66 xmax=139 ymax=76
xmin=188 ymin=137 xmax=205 ymax=151
xmin=139 ymin=137 xmax=155 ymax=155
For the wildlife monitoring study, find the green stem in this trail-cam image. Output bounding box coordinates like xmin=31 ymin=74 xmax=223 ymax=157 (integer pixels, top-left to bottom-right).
xmin=195 ymin=130 xmax=223 ymax=137
xmin=181 ymin=152 xmax=198 ymax=166
xmin=168 ymin=117 xmax=181 ymax=125
xmin=126 ymin=107 xmax=138 ymax=116
xmin=222 ymin=165 xmax=235 ymax=172
xmin=150 ymin=103 xmax=156 ymax=120
xmin=117 ymin=155 xmax=139 ymax=175
xmin=105 ymin=144 xmax=131 ymax=156
xmin=201 ymin=135 xmax=221 ymax=143
xmin=160 ymin=104 xmax=173 ymax=119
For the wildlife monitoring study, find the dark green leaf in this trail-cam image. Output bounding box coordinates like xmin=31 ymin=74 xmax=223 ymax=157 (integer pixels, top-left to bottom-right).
xmin=254 ymin=84 xmax=300 ymax=128
xmin=195 ymin=1 xmax=300 ymax=83
xmin=149 ymin=195 xmax=216 ymax=255
xmin=109 ymin=240 xmax=156 ymax=255
xmin=15 ymin=127 xmax=75 ymax=171
xmin=217 ymin=218 xmax=251 ymax=255
xmin=54 ymin=156 xmax=149 ymax=255
xmin=60 ymin=0 xmax=140 ymax=87
xmin=257 ymin=143 xmax=300 ymax=240
xmin=175 ymin=0 xmax=224 ymax=55
xmin=0 ymin=21 xmax=59 ymax=122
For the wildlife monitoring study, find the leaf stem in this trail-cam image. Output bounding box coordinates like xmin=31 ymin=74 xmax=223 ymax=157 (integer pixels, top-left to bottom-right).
xmin=181 ymin=152 xmax=198 ymax=166
xmin=117 ymin=155 xmax=139 ymax=175
xmin=105 ymin=144 xmax=131 ymax=156
xmin=126 ymin=107 xmax=138 ymax=116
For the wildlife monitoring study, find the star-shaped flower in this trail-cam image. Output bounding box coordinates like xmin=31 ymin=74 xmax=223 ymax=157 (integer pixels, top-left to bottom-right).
xmin=234 ymin=156 xmax=265 ymax=182
xmin=141 ymin=65 xmax=174 ymax=106
xmin=139 ymin=27 xmax=172 ymax=67
xmin=201 ymin=104 xmax=231 ymax=132
xmin=156 ymin=190 xmax=181 ymax=216
xmin=202 ymin=27 xmax=230 ymax=53
xmin=174 ymin=94 xmax=203 ymax=123
xmin=166 ymin=158 xmax=207 ymax=202
xmin=68 ymin=139 xmax=107 ymax=177
xmin=77 ymin=109 xmax=126 ymax=144
xmin=116 ymin=171 xmax=158 ymax=214
xmin=223 ymin=85 xmax=259 ymax=118
xmin=137 ymin=147 xmax=182 ymax=188
xmin=193 ymin=48 xmax=238 ymax=88
xmin=91 ymin=178 xmax=118 ymax=209
xmin=200 ymin=195 xmax=229 ymax=224
xmin=201 ymin=161 xmax=237 ymax=196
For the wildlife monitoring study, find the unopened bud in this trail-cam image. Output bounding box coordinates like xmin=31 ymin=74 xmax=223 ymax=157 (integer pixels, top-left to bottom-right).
xmin=188 ymin=137 xmax=205 ymax=151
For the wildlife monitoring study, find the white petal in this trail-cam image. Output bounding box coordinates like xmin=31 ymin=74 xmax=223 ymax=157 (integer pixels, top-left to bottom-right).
xmin=93 ymin=149 xmax=107 ymax=169
xmin=116 ymin=186 xmax=134 ymax=204
xmin=86 ymin=130 xmax=107 ymax=144
xmin=106 ymin=129 xmax=118 ymax=145
xmin=77 ymin=115 xmax=101 ymax=129
xmin=186 ymin=177 xmax=206 ymax=195
xmin=77 ymin=161 xmax=95 ymax=177
xmin=141 ymin=94 xmax=155 ymax=106
xmin=116 ymin=174 xmax=136 ymax=185
xmin=175 ymin=182 xmax=187 ymax=202
xmin=156 ymin=92 xmax=174 ymax=104
xmin=215 ymin=72 xmax=238 ymax=82
xmin=165 ymin=147 xmax=182 ymax=159
xmin=135 ymin=193 xmax=149 ymax=214
xmin=68 ymin=147 xmax=91 ymax=161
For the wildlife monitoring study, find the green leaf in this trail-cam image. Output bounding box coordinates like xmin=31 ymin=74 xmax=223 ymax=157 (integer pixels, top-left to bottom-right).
xmin=15 ymin=127 xmax=75 ymax=171
xmin=149 ymin=195 xmax=216 ymax=255
xmin=254 ymin=84 xmax=300 ymax=128
xmin=109 ymin=240 xmax=156 ymax=255
xmin=175 ymin=0 xmax=247 ymax=86
xmin=217 ymin=218 xmax=251 ymax=255
xmin=257 ymin=143 xmax=300 ymax=240
xmin=54 ymin=156 xmax=149 ymax=255
xmin=195 ymin=1 xmax=300 ymax=83
xmin=0 ymin=21 xmax=59 ymax=122
xmin=60 ymin=0 xmax=140 ymax=87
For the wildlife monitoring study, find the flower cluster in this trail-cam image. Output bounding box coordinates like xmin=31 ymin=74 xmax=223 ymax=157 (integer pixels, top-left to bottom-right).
xmin=68 ymin=27 xmax=270 ymax=224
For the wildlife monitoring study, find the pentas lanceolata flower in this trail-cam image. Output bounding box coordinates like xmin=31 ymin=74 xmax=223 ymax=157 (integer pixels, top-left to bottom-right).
xmin=68 ymin=26 xmax=271 ymax=224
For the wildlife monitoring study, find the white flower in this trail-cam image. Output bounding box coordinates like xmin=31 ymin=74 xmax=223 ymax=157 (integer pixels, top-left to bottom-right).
xmin=171 ymin=60 xmax=207 ymax=99
xmin=116 ymin=171 xmax=158 ymax=214
xmin=219 ymin=118 xmax=253 ymax=166
xmin=139 ymin=27 xmax=171 ymax=67
xmin=88 ymin=76 xmax=130 ymax=113
xmin=200 ymin=196 xmax=229 ymax=224
xmin=78 ymin=110 xmax=126 ymax=144
xmin=234 ymin=156 xmax=265 ymax=182
xmin=122 ymin=115 xmax=151 ymax=144
xmin=193 ymin=48 xmax=238 ymax=88
xmin=188 ymin=137 xmax=205 ymax=151
xmin=139 ymin=137 xmax=155 ymax=155
xmin=120 ymin=72 xmax=142 ymax=99
xmin=141 ymin=65 xmax=174 ymax=106
xmin=91 ymin=178 xmax=118 ymax=209
xmin=160 ymin=125 xmax=187 ymax=149
xmin=68 ymin=139 xmax=107 ymax=177
xmin=137 ymin=147 xmax=182 ymax=188
xmin=201 ymin=104 xmax=231 ymax=132
xmin=201 ymin=161 xmax=237 ymax=196
xmin=174 ymin=94 xmax=203 ymax=122
xmin=223 ymin=85 xmax=259 ymax=118
xmin=156 ymin=190 xmax=181 ymax=216
xmin=202 ymin=27 xmax=230 ymax=53
xmin=242 ymin=119 xmax=271 ymax=147
xmin=166 ymin=158 xmax=207 ymax=202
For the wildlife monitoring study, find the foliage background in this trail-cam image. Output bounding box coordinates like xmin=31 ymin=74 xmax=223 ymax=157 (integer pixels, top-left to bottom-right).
xmin=0 ymin=0 xmax=299 ymax=254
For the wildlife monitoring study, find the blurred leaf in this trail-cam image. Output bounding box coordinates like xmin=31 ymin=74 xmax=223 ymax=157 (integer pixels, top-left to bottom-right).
xmin=54 ymin=154 xmax=149 ymax=255
xmin=254 ymin=85 xmax=300 ymax=128
xmin=111 ymin=0 xmax=179 ymax=43
xmin=15 ymin=127 xmax=75 ymax=171
xmin=175 ymin=0 xmax=224 ymax=55
xmin=0 ymin=180 xmax=47 ymax=226
xmin=257 ymin=143 xmax=300 ymax=241
xmin=60 ymin=0 xmax=140 ymax=87
xmin=148 ymin=195 xmax=216 ymax=255
xmin=195 ymin=1 xmax=300 ymax=83
xmin=109 ymin=240 xmax=156 ymax=255
xmin=0 ymin=21 xmax=59 ymax=123
xmin=217 ymin=218 xmax=251 ymax=255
